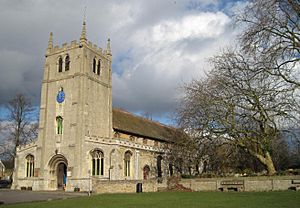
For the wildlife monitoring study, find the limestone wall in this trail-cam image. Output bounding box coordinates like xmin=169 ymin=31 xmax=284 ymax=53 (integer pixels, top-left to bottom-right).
xmin=179 ymin=176 xmax=300 ymax=192
xmin=244 ymin=178 xmax=295 ymax=191
xmin=92 ymin=179 xmax=158 ymax=193
xmin=12 ymin=178 xmax=46 ymax=191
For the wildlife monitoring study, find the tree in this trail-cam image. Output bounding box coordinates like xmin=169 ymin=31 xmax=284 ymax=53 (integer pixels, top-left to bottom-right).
xmin=238 ymin=0 xmax=300 ymax=87
xmin=0 ymin=119 xmax=5 ymax=158
xmin=270 ymin=136 xmax=290 ymax=171
xmin=165 ymin=132 xmax=203 ymax=176
xmin=178 ymin=50 xmax=297 ymax=175
xmin=4 ymin=93 xmax=37 ymax=159
xmin=283 ymin=129 xmax=300 ymax=168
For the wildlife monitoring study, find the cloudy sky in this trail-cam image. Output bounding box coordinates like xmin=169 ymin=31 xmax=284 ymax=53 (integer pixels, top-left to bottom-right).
xmin=0 ymin=0 xmax=246 ymax=125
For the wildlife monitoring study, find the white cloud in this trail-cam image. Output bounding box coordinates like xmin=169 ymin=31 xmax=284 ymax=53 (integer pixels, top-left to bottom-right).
xmin=112 ymin=10 xmax=235 ymax=118
xmin=151 ymin=12 xmax=230 ymax=43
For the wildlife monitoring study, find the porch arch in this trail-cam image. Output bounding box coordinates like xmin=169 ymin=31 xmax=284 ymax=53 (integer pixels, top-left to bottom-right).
xmin=48 ymin=154 xmax=68 ymax=169
xmin=48 ymin=154 xmax=68 ymax=190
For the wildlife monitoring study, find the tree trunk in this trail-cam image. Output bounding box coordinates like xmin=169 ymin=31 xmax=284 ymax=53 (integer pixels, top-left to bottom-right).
xmin=252 ymin=151 xmax=276 ymax=175
xmin=264 ymin=152 xmax=276 ymax=175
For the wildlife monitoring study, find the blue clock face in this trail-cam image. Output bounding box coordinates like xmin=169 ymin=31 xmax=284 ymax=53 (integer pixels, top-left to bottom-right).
xmin=56 ymin=91 xmax=65 ymax=103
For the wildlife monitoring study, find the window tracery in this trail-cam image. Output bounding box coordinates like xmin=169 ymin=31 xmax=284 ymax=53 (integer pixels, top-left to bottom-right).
xmin=26 ymin=155 xmax=34 ymax=177
xmin=91 ymin=149 xmax=104 ymax=176
xmin=97 ymin=59 xmax=101 ymax=75
xmin=124 ymin=151 xmax=132 ymax=177
xmin=93 ymin=58 xmax=96 ymax=74
xmin=58 ymin=57 xmax=63 ymax=72
xmin=65 ymin=55 xmax=70 ymax=71
xmin=56 ymin=116 xmax=63 ymax=134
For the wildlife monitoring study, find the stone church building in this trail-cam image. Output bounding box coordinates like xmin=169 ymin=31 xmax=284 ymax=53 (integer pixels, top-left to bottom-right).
xmin=12 ymin=21 xmax=180 ymax=192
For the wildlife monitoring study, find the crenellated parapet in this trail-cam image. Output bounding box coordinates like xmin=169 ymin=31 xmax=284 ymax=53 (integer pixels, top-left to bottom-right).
xmin=46 ymin=20 xmax=112 ymax=58
xmin=17 ymin=141 xmax=37 ymax=152
xmin=47 ymin=40 xmax=80 ymax=55
xmin=46 ymin=38 xmax=110 ymax=58
xmin=86 ymin=41 xmax=109 ymax=56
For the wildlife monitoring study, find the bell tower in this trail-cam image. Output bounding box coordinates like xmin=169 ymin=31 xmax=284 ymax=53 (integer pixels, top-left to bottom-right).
xmin=35 ymin=20 xmax=113 ymax=189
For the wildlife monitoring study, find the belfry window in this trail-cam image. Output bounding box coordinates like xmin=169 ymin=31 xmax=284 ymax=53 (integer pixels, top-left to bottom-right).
xmin=56 ymin=116 xmax=63 ymax=134
xmin=65 ymin=55 xmax=70 ymax=71
xmin=58 ymin=57 xmax=63 ymax=72
xmin=124 ymin=151 xmax=132 ymax=177
xmin=26 ymin=155 xmax=34 ymax=177
xmin=91 ymin=150 xmax=104 ymax=176
xmin=93 ymin=58 xmax=96 ymax=74
xmin=97 ymin=59 xmax=101 ymax=75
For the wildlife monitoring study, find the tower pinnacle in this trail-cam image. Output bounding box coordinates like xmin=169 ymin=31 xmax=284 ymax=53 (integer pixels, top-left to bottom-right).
xmin=80 ymin=20 xmax=87 ymax=45
xmin=47 ymin=32 xmax=53 ymax=52
xmin=106 ymin=38 xmax=112 ymax=56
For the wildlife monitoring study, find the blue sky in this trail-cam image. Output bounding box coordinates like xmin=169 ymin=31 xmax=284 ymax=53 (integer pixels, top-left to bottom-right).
xmin=0 ymin=0 xmax=246 ymax=125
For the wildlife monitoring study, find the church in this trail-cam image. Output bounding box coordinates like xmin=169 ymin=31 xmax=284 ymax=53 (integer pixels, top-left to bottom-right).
xmin=12 ymin=21 xmax=180 ymax=192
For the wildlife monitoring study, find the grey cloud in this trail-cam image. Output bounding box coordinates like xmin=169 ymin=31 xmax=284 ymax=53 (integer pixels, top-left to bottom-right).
xmin=0 ymin=0 xmax=241 ymax=124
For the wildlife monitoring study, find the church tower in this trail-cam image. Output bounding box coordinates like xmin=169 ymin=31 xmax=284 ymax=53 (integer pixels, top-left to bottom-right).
xmin=13 ymin=19 xmax=174 ymax=192
xmin=13 ymin=21 xmax=113 ymax=190
xmin=38 ymin=21 xmax=113 ymax=189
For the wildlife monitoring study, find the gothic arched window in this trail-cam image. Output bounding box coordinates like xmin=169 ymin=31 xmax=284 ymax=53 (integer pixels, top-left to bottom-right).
xmin=26 ymin=155 xmax=34 ymax=177
xmin=56 ymin=116 xmax=63 ymax=134
xmin=65 ymin=55 xmax=70 ymax=71
xmin=58 ymin=57 xmax=63 ymax=72
xmin=91 ymin=149 xmax=104 ymax=176
xmin=157 ymin=155 xmax=162 ymax=178
xmin=93 ymin=58 xmax=96 ymax=74
xmin=169 ymin=163 xmax=173 ymax=176
xmin=97 ymin=59 xmax=101 ymax=75
xmin=143 ymin=165 xmax=150 ymax=180
xmin=124 ymin=151 xmax=132 ymax=177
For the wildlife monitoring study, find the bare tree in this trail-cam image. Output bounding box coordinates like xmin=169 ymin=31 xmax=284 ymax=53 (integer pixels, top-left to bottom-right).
xmin=0 ymin=119 xmax=5 ymax=158
xmin=238 ymin=0 xmax=300 ymax=87
xmin=283 ymin=129 xmax=300 ymax=168
xmin=5 ymin=93 xmax=37 ymax=159
xmin=0 ymin=118 xmax=4 ymax=132
xmin=165 ymin=132 xmax=203 ymax=176
xmin=178 ymin=50 xmax=297 ymax=175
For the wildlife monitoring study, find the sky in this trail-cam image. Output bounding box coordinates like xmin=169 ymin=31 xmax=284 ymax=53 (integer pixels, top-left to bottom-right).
xmin=0 ymin=0 xmax=246 ymax=125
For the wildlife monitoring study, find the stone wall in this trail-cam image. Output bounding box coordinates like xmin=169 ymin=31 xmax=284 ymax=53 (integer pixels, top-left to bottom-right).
xmin=92 ymin=179 xmax=158 ymax=194
xmin=179 ymin=176 xmax=300 ymax=192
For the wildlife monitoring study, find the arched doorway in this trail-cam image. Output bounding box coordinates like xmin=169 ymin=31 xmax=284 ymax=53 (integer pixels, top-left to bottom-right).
xmin=143 ymin=165 xmax=150 ymax=180
xmin=57 ymin=163 xmax=67 ymax=189
xmin=48 ymin=154 xmax=68 ymax=190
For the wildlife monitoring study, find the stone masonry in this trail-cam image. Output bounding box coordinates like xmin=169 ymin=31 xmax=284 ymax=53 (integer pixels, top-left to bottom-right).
xmin=12 ymin=21 xmax=172 ymax=192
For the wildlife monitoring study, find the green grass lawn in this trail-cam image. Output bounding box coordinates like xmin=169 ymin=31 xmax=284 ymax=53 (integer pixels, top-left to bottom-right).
xmin=3 ymin=191 xmax=300 ymax=208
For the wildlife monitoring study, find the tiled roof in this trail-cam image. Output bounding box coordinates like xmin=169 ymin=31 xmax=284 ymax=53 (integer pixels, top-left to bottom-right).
xmin=112 ymin=108 xmax=182 ymax=142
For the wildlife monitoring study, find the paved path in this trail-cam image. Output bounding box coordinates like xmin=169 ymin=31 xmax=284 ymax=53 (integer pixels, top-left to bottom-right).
xmin=0 ymin=189 xmax=87 ymax=205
